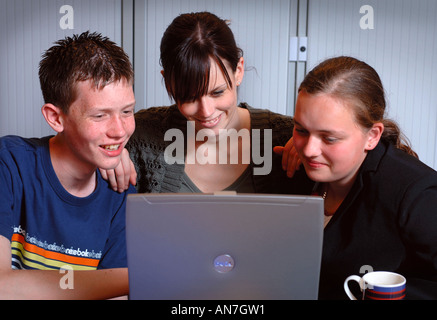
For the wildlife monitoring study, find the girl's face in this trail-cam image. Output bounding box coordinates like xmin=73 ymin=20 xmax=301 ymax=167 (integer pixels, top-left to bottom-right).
xmin=177 ymin=57 xmax=244 ymax=135
xmin=293 ymin=90 xmax=382 ymax=188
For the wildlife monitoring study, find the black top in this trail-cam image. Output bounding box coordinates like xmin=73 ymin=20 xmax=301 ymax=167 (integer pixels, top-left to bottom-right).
xmin=127 ymin=103 xmax=313 ymax=195
xmin=319 ymin=140 xmax=437 ymax=299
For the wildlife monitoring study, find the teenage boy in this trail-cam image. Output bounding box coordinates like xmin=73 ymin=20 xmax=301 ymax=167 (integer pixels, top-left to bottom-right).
xmin=0 ymin=31 xmax=136 ymax=299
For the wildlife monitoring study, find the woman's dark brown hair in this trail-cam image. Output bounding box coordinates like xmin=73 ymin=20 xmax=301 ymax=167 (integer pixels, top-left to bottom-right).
xmin=299 ymin=56 xmax=417 ymax=158
xmin=160 ymin=11 xmax=243 ymax=104
xmin=39 ymin=31 xmax=134 ymax=114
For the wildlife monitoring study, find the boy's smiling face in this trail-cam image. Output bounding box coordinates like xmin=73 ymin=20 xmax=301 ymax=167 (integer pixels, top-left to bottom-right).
xmin=60 ymin=79 xmax=136 ymax=172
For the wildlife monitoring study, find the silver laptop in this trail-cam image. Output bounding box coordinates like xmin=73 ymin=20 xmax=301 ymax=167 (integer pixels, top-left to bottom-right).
xmin=126 ymin=193 xmax=324 ymax=300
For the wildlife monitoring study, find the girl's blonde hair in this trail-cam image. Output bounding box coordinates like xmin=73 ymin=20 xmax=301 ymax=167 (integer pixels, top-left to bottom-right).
xmin=299 ymin=56 xmax=417 ymax=158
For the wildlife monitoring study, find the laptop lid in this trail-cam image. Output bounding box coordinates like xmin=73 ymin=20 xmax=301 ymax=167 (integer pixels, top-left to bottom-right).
xmin=126 ymin=193 xmax=324 ymax=300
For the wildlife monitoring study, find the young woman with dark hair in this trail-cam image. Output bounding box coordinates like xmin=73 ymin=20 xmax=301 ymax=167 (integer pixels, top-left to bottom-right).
xmin=111 ymin=12 xmax=310 ymax=195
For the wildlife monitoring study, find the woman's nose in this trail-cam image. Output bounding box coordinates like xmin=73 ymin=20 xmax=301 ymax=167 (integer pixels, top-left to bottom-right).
xmin=302 ymin=136 xmax=322 ymax=158
xmin=197 ymin=97 xmax=215 ymax=118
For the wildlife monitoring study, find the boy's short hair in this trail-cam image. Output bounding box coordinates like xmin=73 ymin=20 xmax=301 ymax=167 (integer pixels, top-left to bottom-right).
xmin=39 ymin=31 xmax=134 ymax=113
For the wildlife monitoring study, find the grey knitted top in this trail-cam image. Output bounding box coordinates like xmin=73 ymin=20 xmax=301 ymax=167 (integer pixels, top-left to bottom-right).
xmin=127 ymin=103 xmax=313 ymax=194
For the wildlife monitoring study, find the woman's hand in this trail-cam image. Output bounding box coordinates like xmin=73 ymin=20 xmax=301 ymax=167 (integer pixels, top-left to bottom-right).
xmin=273 ymin=137 xmax=301 ymax=178
xmin=100 ymin=148 xmax=137 ymax=192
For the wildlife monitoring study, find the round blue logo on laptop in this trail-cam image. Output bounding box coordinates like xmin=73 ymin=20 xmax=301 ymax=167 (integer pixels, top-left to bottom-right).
xmin=214 ymin=254 xmax=235 ymax=273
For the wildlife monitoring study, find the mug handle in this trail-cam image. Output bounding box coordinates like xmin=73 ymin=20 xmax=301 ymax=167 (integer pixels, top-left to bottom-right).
xmin=344 ymin=275 xmax=363 ymax=300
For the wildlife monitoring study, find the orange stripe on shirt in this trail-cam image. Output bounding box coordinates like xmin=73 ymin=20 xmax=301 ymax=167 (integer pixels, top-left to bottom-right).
xmin=11 ymin=233 xmax=99 ymax=268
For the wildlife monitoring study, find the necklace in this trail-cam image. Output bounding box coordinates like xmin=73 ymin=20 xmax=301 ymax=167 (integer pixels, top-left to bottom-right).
xmin=321 ymin=188 xmax=334 ymax=216
xmin=313 ymin=183 xmax=334 ymax=216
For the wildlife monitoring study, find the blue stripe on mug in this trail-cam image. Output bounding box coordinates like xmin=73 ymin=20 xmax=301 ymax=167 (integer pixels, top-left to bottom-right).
xmin=365 ymin=285 xmax=406 ymax=300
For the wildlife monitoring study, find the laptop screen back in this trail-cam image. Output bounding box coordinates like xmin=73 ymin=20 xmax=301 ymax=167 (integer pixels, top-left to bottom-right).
xmin=126 ymin=193 xmax=323 ymax=300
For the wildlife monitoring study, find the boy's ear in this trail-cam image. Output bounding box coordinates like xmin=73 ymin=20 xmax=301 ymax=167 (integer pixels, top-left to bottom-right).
xmin=41 ymin=103 xmax=65 ymax=133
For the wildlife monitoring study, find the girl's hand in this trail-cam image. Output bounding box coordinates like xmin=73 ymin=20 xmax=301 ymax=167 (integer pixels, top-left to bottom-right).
xmin=273 ymin=137 xmax=301 ymax=178
xmin=100 ymin=148 xmax=137 ymax=192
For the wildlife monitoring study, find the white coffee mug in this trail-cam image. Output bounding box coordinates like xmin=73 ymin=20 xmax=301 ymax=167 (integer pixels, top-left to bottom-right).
xmin=344 ymin=271 xmax=406 ymax=300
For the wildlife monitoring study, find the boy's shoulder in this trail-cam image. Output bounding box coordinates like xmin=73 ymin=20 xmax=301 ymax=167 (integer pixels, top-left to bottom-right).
xmin=0 ymin=135 xmax=49 ymax=154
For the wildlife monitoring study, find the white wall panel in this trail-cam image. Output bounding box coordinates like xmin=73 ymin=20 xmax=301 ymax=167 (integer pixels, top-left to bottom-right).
xmin=2 ymin=0 xmax=435 ymax=169
xmin=0 ymin=0 xmax=122 ymax=138
xmin=135 ymin=0 xmax=293 ymax=115
xmin=306 ymin=0 xmax=437 ymax=169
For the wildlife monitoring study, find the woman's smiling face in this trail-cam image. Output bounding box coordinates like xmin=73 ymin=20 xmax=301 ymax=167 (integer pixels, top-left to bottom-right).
xmin=177 ymin=57 xmax=244 ymax=136
xmin=293 ymin=90 xmax=376 ymax=188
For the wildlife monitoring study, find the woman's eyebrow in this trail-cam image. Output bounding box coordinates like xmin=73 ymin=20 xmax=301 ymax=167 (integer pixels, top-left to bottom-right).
xmin=209 ymin=83 xmax=228 ymax=93
xmin=294 ymin=120 xmax=346 ymax=135
xmin=293 ymin=120 xmax=307 ymax=129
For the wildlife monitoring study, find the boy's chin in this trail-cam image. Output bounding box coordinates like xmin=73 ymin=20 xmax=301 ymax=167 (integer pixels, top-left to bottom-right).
xmin=97 ymin=160 xmax=122 ymax=171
